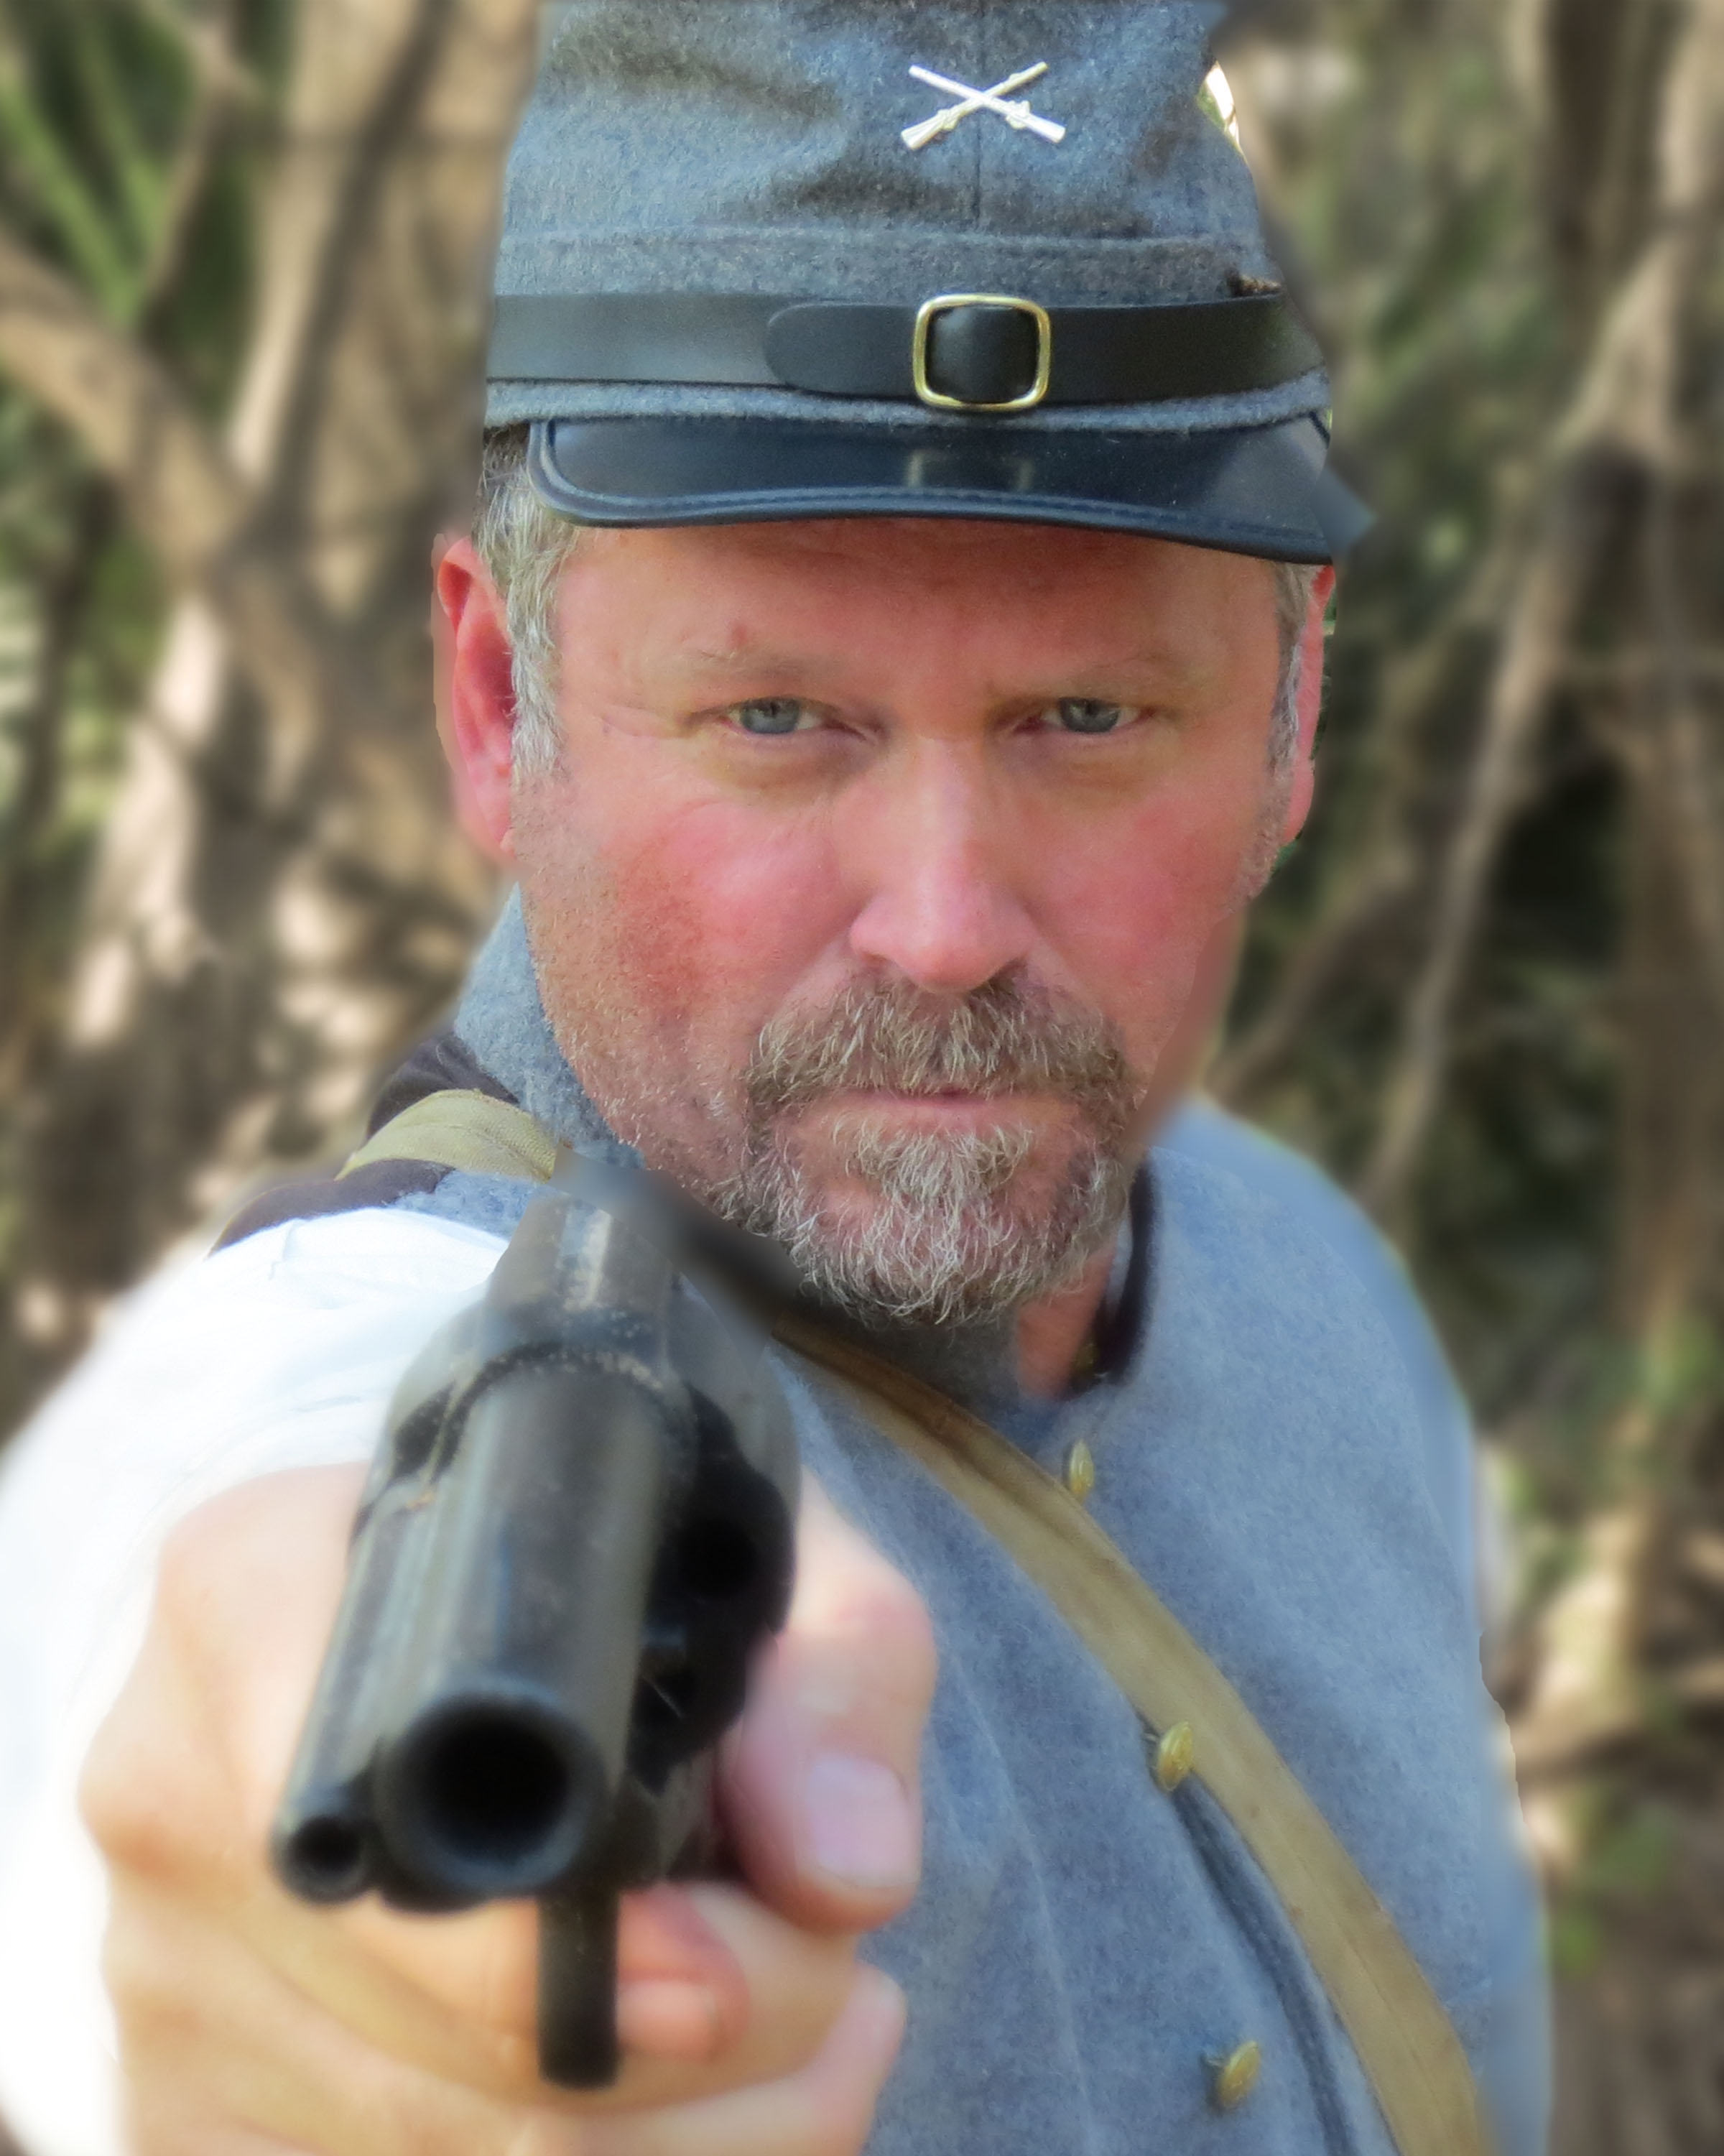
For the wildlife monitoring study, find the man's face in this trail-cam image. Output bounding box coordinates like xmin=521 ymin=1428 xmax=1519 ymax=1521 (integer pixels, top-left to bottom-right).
xmin=491 ymin=516 xmax=1307 ymax=1321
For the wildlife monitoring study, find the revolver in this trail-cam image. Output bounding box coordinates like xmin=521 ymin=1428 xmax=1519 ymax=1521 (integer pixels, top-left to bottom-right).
xmin=271 ymin=1158 xmax=800 ymax=2086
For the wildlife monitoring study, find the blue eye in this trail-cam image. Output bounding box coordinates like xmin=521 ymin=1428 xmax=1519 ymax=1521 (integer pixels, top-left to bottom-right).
xmin=729 ymin=698 xmax=811 ymax=736
xmin=1051 ymin=699 xmax=1131 ymax=734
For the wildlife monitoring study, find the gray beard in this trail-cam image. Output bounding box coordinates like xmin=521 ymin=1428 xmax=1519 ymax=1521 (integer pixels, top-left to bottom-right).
xmin=711 ymin=1118 xmax=1131 ymax=1327
xmin=696 ymin=975 xmax=1142 ymax=1327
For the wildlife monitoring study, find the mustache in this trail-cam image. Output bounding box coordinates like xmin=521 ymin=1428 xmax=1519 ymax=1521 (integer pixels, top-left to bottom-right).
xmin=743 ymin=973 xmax=1138 ymax=1122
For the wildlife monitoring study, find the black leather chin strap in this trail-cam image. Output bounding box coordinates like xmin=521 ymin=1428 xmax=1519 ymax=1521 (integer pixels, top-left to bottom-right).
xmin=490 ymin=291 xmax=1323 ymax=410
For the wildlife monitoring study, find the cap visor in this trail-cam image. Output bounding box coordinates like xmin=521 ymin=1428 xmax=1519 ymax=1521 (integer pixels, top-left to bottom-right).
xmin=527 ymin=415 xmax=1353 ymax=564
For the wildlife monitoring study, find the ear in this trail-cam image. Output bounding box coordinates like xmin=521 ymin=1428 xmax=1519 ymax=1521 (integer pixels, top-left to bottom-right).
xmin=435 ymin=535 xmax=522 ymax=863
xmin=1278 ymin=565 xmax=1336 ymax=843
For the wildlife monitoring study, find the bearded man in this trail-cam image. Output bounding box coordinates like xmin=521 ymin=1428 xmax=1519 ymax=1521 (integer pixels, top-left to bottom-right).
xmin=0 ymin=7 xmax=1548 ymax=2155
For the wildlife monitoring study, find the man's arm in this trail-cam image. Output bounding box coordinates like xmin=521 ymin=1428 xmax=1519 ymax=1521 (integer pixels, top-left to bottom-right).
xmin=82 ymin=1463 xmax=931 ymax=2155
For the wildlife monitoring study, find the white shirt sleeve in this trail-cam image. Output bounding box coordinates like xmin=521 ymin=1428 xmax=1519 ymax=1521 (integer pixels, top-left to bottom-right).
xmin=0 ymin=1208 xmax=506 ymax=2156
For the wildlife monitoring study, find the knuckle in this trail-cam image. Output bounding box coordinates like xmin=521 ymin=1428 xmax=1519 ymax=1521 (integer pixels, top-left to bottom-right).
xmin=841 ymin=1553 xmax=931 ymax=1652
xmin=80 ymin=1699 xmax=176 ymax=1879
xmin=807 ymin=1574 xmax=937 ymax=1729
xmin=78 ymin=1665 xmax=200 ymax=1883
xmin=795 ymin=1512 xmax=937 ymax=1687
xmin=78 ymin=1715 xmax=136 ymax=1857
xmin=872 ymin=1585 xmax=937 ymax=1711
xmin=83 ymin=1489 xmax=287 ymax=1881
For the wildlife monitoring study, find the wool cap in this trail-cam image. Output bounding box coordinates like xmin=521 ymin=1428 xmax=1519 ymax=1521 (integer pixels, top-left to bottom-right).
xmin=488 ymin=0 xmax=1366 ymax=561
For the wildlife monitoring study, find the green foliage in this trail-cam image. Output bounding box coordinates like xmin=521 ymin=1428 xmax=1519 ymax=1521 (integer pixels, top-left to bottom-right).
xmin=0 ymin=1 xmax=296 ymax=1417
xmin=0 ymin=0 xmax=284 ymax=996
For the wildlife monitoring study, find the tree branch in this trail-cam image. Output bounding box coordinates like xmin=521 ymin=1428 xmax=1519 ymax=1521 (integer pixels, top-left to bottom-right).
xmin=1358 ymin=0 xmax=1724 ymax=1225
xmin=0 ymin=214 xmax=247 ymax=571
xmin=0 ymin=216 xmax=340 ymax=745
xmin=129 ymin=0 xmax=266 ymax=116
xmin=1358 ymin=458 xmax=1616 ymax=1221
xmin=0 ymin=476 xmax=116 ymax=1088
xmin=134 ymin=0 xmax=246 ymax=336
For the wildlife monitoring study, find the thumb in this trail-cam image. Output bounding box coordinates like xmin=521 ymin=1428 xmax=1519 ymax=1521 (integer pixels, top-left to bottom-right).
xmin=719 ymin=1476 xmax=936 ymax=1933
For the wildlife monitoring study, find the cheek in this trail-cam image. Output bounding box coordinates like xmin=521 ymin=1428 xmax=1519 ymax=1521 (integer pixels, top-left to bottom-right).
xmin=1029 ymin=772 xmax=1269 ymax=1062
xmin=527 ymin=759 xmax=856 ymax=1052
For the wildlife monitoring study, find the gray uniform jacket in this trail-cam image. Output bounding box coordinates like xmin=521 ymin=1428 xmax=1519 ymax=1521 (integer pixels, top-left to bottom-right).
xmin=216 ymin=893 xmax=1551 ymax=2156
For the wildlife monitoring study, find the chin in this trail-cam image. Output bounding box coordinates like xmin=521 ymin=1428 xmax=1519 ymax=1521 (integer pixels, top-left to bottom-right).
xmin=714 ymin=1111 xmax=1134 ymax=1328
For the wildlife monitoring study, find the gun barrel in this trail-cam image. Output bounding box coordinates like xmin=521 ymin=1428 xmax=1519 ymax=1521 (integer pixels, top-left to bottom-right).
xmin=374 ymin=1360 xmax=676 ymax=1899
xmin=273 ymin=1481 xmax=442 ymax=1904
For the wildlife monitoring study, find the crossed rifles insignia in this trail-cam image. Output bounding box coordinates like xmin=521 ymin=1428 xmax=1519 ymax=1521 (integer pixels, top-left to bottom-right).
xmin=902 ymin=61 xmax=1067 ymax=149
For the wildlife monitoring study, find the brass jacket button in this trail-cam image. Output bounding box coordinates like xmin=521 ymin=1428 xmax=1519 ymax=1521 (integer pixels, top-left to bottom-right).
xmin=1211 ymin=2040 xmax=1263 ymax=2111
xmin=1062 ymin=1438 xmax=1096 ymax=1503
xmin=1152 ymin=1720 xmax=1195 ymax=1792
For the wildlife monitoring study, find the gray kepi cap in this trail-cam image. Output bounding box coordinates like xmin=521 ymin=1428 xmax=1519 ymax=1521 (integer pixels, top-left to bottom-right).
xmin=489 ymin=0 xmax=1366 ymax=563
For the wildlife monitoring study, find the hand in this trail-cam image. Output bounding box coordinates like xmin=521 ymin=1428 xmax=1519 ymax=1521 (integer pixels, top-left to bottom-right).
xmin=82 ymin=1465 xmax=935 ymax=2154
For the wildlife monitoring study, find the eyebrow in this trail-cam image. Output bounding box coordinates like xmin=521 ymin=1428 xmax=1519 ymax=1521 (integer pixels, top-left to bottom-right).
xmin=678 ymin=643 xmax=822 ymax=678
xmin=664 ymin=640 xmax=1218 ymax=698
xmin=1085 ymin=644 xmax=1215 ymax=680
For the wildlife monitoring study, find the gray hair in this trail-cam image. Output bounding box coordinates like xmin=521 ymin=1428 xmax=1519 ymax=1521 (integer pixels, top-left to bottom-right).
xmin=473 ymin=427 xmax=584 ymax=777
xmin=473 ymin=426 xmax=1318 ymax=777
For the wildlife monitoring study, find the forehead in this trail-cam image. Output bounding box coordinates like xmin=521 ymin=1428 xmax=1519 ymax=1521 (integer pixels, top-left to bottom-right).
xmin=562 ymin=518 xmax=1280 ymax=673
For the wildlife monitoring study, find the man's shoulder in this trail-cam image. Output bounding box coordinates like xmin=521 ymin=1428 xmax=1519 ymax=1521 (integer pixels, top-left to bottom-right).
xmin=1155 ymin=1096 xmax=1415 ymax=1300
xmin=1146 ymin=1111 xmax=1422 ymax=1366
xmin=1151 ymin=1100 xmax=1470 ymax=1446
xmin=154 ymin=1205 xmax=507 ymax=1389
xmin=0 ymin=1207 xmax=507 ymax=1545
xmin=215 ymin=1027 xmax=515 ymax=1251
xmin=1150 ymin=1096 xmax=1480 ymax=1616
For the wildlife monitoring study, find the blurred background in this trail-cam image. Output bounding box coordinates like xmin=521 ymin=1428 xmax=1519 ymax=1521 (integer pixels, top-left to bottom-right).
xmin=0 ymin=0 xmax=1720 ymax=2148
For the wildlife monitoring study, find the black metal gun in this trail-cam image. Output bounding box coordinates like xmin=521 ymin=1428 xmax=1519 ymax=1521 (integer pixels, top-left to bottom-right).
xmin=271 ymin=1159 xmax=800 ymax=2086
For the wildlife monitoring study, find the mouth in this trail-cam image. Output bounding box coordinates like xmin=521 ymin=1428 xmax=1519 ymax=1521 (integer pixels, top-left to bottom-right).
xmin=792 ymin=1087 xmax=1075 ymax=1135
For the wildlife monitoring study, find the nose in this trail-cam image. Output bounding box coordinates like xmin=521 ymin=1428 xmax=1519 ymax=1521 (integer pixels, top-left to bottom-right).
xmin=841 ymin=741 xmax=1036 ymax=994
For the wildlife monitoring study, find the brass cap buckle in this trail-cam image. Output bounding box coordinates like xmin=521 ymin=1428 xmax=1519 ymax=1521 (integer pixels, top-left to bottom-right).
xmin=912 ymin=293 xmax=1054 ymax=413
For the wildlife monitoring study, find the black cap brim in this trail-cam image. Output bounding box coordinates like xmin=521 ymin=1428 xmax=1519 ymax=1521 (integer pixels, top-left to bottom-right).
xmin=527 ymin=413 xmax=1367 ymax=565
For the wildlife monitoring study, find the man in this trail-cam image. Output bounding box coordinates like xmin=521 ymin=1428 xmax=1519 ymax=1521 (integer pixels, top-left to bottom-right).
xmin=0 ymin=6 xmax=1548 ymax=2153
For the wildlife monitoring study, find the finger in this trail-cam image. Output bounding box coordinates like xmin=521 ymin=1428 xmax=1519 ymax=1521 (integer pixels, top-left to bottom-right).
xmin=108 ymin=1872 xmax=545 ymax=2156
xmin=614 ymin=1887 xmax=749 ymax=2061
xmin=103 ymin=1473 xmax=749 ymax=2076
xmin=319 ymin=1882 xmax=755 ymax=2084
xmin=83 ymin=1468 xmax=369 ymax=1899
xmin=321 ymin=1882 xmax=857 ymax=2109
xmin=91 ymin=1470 xmax=866 ymax=2110
xmin=576 ymin=1966 xmax=906 ymax=2156
xmin=117 ymin=1867 xmax=900 ymax=2156
xmin=720 ymin=1477 xmax=936 ymax=1930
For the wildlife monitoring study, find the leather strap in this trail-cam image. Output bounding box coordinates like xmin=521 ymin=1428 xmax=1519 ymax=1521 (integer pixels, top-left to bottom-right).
xmin=342 ymin=1088 xmax=1488 ymax=2155
xmin=775 ymin=1314 xmax=1491 ymax=2156
xmin=489 ymin=290 xmax=1323 ymax=408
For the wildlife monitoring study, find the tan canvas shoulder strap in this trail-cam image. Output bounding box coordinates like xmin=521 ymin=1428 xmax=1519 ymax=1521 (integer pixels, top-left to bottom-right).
xmin=352 ymin=1088 xmax=1489 ymax=2155
xmin=339 ymin=1090 xmax=560 ymax=1185
xmin=775 ymin=1313 xmax=1490 ymax=2156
